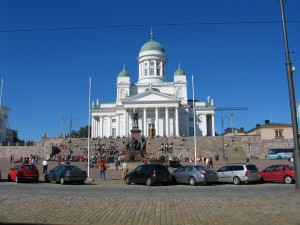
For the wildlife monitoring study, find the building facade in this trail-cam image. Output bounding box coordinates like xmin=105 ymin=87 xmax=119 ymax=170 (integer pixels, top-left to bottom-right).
xmin=0 ymin=106 xmax=10 ymax=142
xmin=91 ymin=32 xmax=215 ymax=138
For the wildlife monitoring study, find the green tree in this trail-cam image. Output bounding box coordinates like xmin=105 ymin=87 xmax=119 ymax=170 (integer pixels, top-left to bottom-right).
xmin=71 ymin=125 xmax=91 ymax=138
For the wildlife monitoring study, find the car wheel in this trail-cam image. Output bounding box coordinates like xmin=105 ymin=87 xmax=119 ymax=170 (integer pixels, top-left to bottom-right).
xmin=146 ymin=177 xmax=153 ymax=186
xmin=277 ymin=156 xmax=282 ymax=159
xmin=171 ymin=176 xmax=177 ymax=184
xmin=233 ymin=176 xmax=241 ymax=185
xmin=125 ymin=176 xmax=131 ymax=185
xmin=16 ymin=175 xmax=20 ymax=183
xmin=284 ymin=175 xmax=293 ymax=184
xmin=79 ymin=181 xmax=84 ymax=185
xmin=7 ymin=175 xmax=11 ymax=182
xmin=189 ymin=177 xmax=197 ymax=186
xmin=60 ymin=177 xmax=65 ymax=185
xmin=45 ymin=175 xmax=50 ymax=183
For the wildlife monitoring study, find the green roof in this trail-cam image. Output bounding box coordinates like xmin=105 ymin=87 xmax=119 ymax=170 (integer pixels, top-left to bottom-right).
xmin=140 ymin=32 xmax=165 ymax=53
xmin=118 ymin=66 xmax=130 ymax=77
xmin=174 ymin=64 xmax=186 ymax=76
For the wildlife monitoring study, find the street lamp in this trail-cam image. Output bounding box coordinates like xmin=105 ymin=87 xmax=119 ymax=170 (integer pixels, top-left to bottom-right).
xmin=278 ymin=0 xmax=300 ymax=189
xmin=62 ymin=112 xmax=79 ymax=157
xmin=215 ymin=114 xmax=231 ymax=160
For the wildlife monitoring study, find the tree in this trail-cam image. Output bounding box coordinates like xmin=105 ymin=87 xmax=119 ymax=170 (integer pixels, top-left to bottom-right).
xmin=71 ymin=125 xmax=91 ymax=138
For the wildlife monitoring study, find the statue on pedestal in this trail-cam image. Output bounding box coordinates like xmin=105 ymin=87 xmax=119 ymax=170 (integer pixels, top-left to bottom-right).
xmin=131 ymin=109 xmax=139 ymax=128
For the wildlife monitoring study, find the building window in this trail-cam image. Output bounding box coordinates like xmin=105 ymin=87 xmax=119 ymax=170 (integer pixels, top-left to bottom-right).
xmin=157 ymin=69 xmax=160 ymax=75
xmin=112 ymin=119 xmax=116 ymax=123
xmin=112 ymin=128 xmax=116 ymax=138
xmin=150 ymin=68 xmax=154 ymax=75
xmin=144 ymin=69 xmax=148 ymax=76
xmin=189 ymin=118 xmax=194 ymax=122
xmin=275 ymin=130 xmax=283 ymax=139
xmin=0 ymin=118 xmax=2 ymax=128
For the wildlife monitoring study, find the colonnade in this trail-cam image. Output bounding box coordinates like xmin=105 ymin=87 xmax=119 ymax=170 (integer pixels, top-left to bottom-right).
xmin=91 ymin=106 xmax=179 ymax=138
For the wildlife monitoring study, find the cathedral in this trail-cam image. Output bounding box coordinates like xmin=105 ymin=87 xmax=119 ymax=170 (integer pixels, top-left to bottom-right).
xmin=91 ymin=32 xmax=215 ymax=138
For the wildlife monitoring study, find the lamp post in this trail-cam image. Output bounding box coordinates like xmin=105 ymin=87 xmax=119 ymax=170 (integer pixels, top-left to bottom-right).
xmin=279 ymin=0 xmax=300 ymax=189
xmin=216 ymin=114 xmax=231 ymax=160
xmin=63 ymin=112 xmax=79 ymax=157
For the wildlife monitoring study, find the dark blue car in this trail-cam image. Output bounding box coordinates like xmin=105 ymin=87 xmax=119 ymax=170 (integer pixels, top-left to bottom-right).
xmin=45 ymin=165 xmax=87 ymax=185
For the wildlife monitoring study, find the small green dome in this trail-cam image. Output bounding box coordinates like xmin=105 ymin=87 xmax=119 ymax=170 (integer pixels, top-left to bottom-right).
xmin=174 ymin=64 xmax=186 ymax=76
xmin=140 ymin=31 xmax=165 ymax=53
xmin=118 ymin=65 xmax=130 ymax=77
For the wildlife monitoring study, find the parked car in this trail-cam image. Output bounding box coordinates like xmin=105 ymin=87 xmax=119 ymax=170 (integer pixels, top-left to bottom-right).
xmin=7 ymin=164 xmax=39 ymax=183
xmin=171 ymin=165 xmax=218 ymax=186
xmin=259 ymin=164 xmax=295 ymax=184
xmin=217 ymin=163 xmax=260 ymax=185
xmin=125 ymin=163 xmax=171 ymax=186
xmin=45 ymin=165 xmax=87 ymax=185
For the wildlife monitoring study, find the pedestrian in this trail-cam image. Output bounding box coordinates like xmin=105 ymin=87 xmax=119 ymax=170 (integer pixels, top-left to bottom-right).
xmin=121 ymin=161 xmax=129 ymax=180
xmin=42 ymin=159 xmax=48 ymax=174
xmin=114 ymin=156 xmax=119 ymax=170
xmin=99 ymin=159 xmax=106 ymax=181
xmin=209 ymin=157 xmax=213 ymax=168
xmin=205 ymin=157 xmax=210 ymax=168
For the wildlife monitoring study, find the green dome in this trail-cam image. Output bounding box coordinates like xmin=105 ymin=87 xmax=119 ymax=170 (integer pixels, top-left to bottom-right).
xmin=140 ymin=39 xmax=165 ymax=53
xmin=118 ymin=66 xmax=130 ymax=77
xmin=140 ymin=31 xmax=165 ymax=53
xmin=174 ymin=65 xmax=186 ymax=76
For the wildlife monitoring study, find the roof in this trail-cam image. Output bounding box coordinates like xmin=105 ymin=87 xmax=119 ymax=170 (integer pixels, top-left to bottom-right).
xmin=140 ymin=32 xmax=165 ymax=53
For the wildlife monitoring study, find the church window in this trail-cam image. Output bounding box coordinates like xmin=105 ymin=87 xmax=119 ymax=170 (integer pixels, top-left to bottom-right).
xmin=157 ymin=69 xmax=160 ymax=75
xmin=112 ymin=119 xmax=116 ymax=123
xmin=150 ymin=68 xmax=154 ymax=75
xmin=144 ymin=69 xmax=148 ymax=76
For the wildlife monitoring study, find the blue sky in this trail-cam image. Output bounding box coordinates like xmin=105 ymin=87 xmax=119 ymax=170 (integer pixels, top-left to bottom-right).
xmin=0 ymin=0 xmax=299 ymax=141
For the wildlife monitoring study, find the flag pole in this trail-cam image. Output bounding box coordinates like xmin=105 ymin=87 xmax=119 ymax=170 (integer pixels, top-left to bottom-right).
xmin=87 ymin=77 xmax=91 ymax=177
xmin=192 ymin=75 xmax=197 ymax=165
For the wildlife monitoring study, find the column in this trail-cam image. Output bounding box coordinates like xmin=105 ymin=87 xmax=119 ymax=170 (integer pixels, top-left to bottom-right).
xmin=211 ymin=114 xmax=215 ymax=136
xmin=165 ymin=107 xmax=169 ymax=136
xmin=108 ymin=116 xmax=111 ymax=137
xmin=175 ymin=107 xmax=179 ymax=136
xmin=124 ymin=109 xmax=128 ymax=136
xmin=185 ymin=113 xmax=189 ymax=136
xmin=143 ymin=108 xmax=147 ymax=136
xmin=116 ymin=114 xmax=120 ymax=137
xmin=91 ymin=117 xmax=95 ymax=138
xmin=100 ymin=116 xmax=103 ymax=138
xmin=155 ymin=107 xmax=159 ymax=136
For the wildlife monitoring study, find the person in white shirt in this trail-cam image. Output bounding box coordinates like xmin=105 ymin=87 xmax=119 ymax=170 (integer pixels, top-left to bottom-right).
xmin=42 ymin=159 xmax=48 ymax=174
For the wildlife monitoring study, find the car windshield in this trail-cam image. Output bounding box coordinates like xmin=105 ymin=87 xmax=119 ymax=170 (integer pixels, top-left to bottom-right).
xmin=246 ymin=165 xmax=258 ymax=171
xmin=22 ymin=165 xmax=36 ymax=170
xmin=287 ymin=165 xmax=294 ymax=170
xmin=65 ymin=166 xmax=80 ymax=171
xmin=195 ymin=166 xmax=208 ymax=171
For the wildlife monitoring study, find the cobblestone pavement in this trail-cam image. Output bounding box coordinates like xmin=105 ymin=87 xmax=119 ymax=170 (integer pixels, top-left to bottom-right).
xmin=0 ymin=159 xmax=299 ymax=225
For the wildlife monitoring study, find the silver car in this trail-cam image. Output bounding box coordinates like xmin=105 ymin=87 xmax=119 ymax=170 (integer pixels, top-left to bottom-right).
xmin=171 ymin=165 xmax=218 ymax=186
xmin=217 ymin=163 xmax=260 ymax=185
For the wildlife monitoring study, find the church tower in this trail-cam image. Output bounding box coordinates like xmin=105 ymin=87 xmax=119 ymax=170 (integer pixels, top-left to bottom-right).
xmin=137 ymin=31 xmax=167 ymax=84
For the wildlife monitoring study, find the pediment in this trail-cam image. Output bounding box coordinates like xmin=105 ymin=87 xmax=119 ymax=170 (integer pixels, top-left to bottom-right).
xmin=123 ymin=90 xmax=179 ymax=103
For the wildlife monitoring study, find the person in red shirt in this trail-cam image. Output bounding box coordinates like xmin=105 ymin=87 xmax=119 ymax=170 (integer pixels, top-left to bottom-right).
xmin=99 ymin=159 xmax=106 ymax=181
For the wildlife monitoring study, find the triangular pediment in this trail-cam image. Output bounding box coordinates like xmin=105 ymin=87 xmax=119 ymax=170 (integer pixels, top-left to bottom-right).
xmin=123 ymin=90 xmax=179 ymax=103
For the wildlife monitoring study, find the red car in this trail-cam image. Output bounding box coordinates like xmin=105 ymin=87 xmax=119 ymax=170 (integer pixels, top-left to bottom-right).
xmin=259 ymin=164 xmax=295 ymax=184
xmin=8 ymin=164 xmax=39 ymax=183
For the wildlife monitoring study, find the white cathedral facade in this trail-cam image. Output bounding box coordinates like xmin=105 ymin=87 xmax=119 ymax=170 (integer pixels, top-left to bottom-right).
xmin=91 ymin=32 xmax=215 ymax=138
